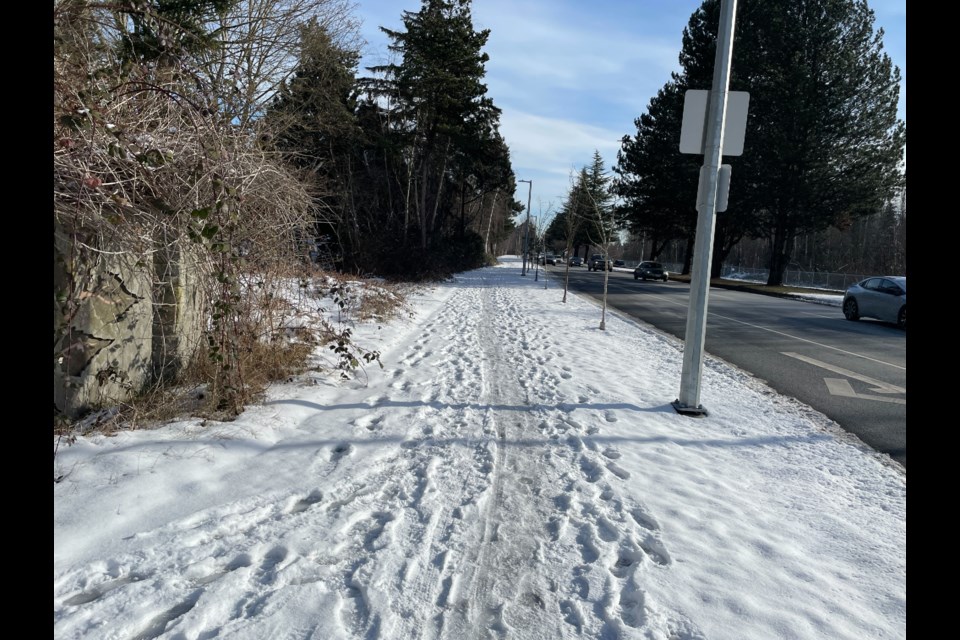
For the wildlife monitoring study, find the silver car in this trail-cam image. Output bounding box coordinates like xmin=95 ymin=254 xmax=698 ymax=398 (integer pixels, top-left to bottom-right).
xmin=842 ymin=276 xmax=906 ymax=328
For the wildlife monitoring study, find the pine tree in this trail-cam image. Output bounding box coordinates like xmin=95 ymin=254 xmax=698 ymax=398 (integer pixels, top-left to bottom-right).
xmin=263 ymin=19 xmax=362 ymax=261
xmin=365 ymin=0 xmax=503 ymax=253
xmin=615 ymin=0 xmax=904 ymax=283
xmin=114 ymin=0 xmax=235 ymax=66
xmin=613 ymin=78 xmax=700 ymax=265
xmin=583 ymin=151 xmax=618 ymax=248
xmin=266 ymin=20 xmax=360 ymax=172
xmin=681 ymin=0 xmax=905 ymax=285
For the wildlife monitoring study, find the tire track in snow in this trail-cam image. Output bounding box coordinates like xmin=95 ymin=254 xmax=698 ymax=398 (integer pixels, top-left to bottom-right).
xmin=440 ymin=273 xmax=581 ymax=639
xmin=468 ymin=267 xmax=702 ymax=639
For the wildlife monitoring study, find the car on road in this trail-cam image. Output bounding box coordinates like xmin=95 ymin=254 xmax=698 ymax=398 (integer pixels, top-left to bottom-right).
xmin=568 ymin=256 xmax=583 ymax=267
xmin=540 ymin=254 xmax=560 ymax=265
xmin=588 ymin=254 xmax=612 ymax=271
xmin=634 ymin=261 xmax=669 ymax=282
xmin=613 ymin=260 xmax=625 ymax=268
xmin=842 ymin=276 xmax=906 ymax=328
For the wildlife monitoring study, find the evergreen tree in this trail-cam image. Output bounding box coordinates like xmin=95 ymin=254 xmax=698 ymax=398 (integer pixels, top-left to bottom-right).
xmin=548 ymin=153 xmax=618 ymax=258
xmin=615 ymin=0 xmax=904 ymax=283
xmin=266 ymin=20 xmax=360 ymax=173
xmin=583 ymin=151 xmax=618 ymax=247
xmin=548 ymin=169 xmax=592 ymax=253
xmin=114 ymin=0 xmax=235 ymax=66
xmin=263 ymin=19 xmax=362 ymax=260
xmin=365 ymin=0 xmax=504 ymax=253
xmin=681 ymin=0 xmax=905 ymax=285
xmin=613 ymin=78 xmax=700 ymax=265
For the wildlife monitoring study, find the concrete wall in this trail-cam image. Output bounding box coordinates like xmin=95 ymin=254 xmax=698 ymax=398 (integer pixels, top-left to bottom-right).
xmin=54 ymin=228 xmax=206 ymax=418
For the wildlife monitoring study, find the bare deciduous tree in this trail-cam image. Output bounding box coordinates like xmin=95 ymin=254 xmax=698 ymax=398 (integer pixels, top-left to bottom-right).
xmin=200 ymin=0 xmax=363 ymax=128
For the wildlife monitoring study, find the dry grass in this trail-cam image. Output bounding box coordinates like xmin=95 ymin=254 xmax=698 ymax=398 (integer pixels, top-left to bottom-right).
xmin=54 ymin=266 xmax=413 ymax=437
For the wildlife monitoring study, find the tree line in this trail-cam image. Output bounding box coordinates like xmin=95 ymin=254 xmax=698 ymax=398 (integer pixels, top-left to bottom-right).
xmin=544 ymin=0 xmax=905 ymax=286
xmin=55 ymin=0 xmax=905 ymax=291
xmin=266 ymin=0 xmax=521 ymax=279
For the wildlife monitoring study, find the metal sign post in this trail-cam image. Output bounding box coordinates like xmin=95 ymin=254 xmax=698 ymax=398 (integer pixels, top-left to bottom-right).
xmin=673 ymin=0 xmax=742 ymax=417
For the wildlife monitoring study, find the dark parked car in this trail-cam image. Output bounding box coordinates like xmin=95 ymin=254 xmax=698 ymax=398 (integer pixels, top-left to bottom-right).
xmin=588 ymin=254 xmax=612 ymax=271
xmin=634 ymin=261 xmax=669 ymax=281
xmin=613 ymin=260 xmax=625 ymax=268
xmin=842 ymin=276 xmax=906 ymax=328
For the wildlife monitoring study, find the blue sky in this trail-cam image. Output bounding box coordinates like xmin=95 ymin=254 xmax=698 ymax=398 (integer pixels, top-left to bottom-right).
xmin=353 ymin=0 xmax=906 ymax=225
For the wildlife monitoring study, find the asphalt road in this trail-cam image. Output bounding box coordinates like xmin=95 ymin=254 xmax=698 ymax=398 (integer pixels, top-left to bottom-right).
xmin=548 ymin=266 xmax=907 ymax=468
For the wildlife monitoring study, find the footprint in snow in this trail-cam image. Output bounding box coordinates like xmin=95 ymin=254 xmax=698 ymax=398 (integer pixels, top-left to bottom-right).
xmin=576 ymin=523 xmax=602 ymax=564
xmin=62 ymin=572 xmax=148 ymax=606
xmin=390 ymin=379 xmax=411 ymax=392
xmin=331 ymin=443 xmax=353 ymax=462
xmin=560 ymin=599 xmax=585 ymax=633
xmin=629 ymin=507 xmax=661 ymax=532
xmin=611 ymin=542 xmax=645 ymax=579
xmin=579 ymin=455 xmax=603 ymax=483
xmin=618 ymin=586 xmax=648 ymax=629
xmin=638 ymin=534 xmax=671 ymax=566
xmin=288 ymin=489 xmax=324 ymax=514
xmin=353 ymin=415 xmax=383 ymax=431
xmin=606 ymin=462 xmax=631 ymax=480
xmin=595 ymin=515 xmax=619 ymax=542
xmin=257 ymin=546 xmax=289 ymax=577
xmin=553 ymin=494 xmax=572 ymax=512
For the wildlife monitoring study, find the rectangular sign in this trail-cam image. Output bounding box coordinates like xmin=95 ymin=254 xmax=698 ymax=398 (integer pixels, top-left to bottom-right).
xmin=679 ymin=90 xmax=750 ymax=156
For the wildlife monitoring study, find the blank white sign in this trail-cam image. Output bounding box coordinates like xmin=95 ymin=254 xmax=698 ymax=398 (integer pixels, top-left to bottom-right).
xmin=679 ymin=90 xmax=750 ymax=156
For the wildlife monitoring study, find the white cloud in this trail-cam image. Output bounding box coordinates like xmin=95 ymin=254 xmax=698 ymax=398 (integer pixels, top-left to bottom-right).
xmin=500 ymin=109 xmax=625 ymax=210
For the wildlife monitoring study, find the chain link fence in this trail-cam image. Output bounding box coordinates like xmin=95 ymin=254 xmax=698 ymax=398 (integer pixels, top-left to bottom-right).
xmin=580 ymin=253 xmax=873 ymax=292
xmin=716 ymin=266 xmax=867 ymax=291
xmin=618 ymin=260 xmax=867 ymax=292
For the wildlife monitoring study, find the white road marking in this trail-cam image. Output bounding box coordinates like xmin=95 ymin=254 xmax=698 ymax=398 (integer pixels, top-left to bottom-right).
xmin=824 ymin=378 xmax=907 ymax=405
xmin=782 ymin=352 xmax=904 ymax=394
xmin=632 ymin=289 xmax=905 ymax=371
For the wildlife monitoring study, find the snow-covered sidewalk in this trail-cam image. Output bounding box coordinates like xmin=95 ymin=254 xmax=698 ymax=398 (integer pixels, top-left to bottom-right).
xmin=54 ymin=257 xmax=906 ymax=640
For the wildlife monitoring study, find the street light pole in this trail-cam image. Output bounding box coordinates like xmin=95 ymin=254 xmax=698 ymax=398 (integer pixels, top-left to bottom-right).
xmin=518 ymin=179 xmax=532 ymax=275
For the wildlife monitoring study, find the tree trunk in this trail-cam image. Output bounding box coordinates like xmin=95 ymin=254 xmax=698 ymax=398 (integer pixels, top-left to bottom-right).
xmin=459 ymin=178 xmax=466 ymax=238
xmin=682 ymin=235 xmax=695 ymax=275
xmin=427 ymin=139 xmax=452 ymax=243
xmin=651 ymin=236 xmax=670 ymax=262
xmin=403 ymin=146 xmax=415 ymax=248
xmin=484 ymin=189 xmax=499 ymax=254
xmin=766 ymin=221 xmax=793 ymax=286
xmin=711 ymin=234 xmax=732 ymax=279
xmin=419 ymin=155 xmax=430 ymax=250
